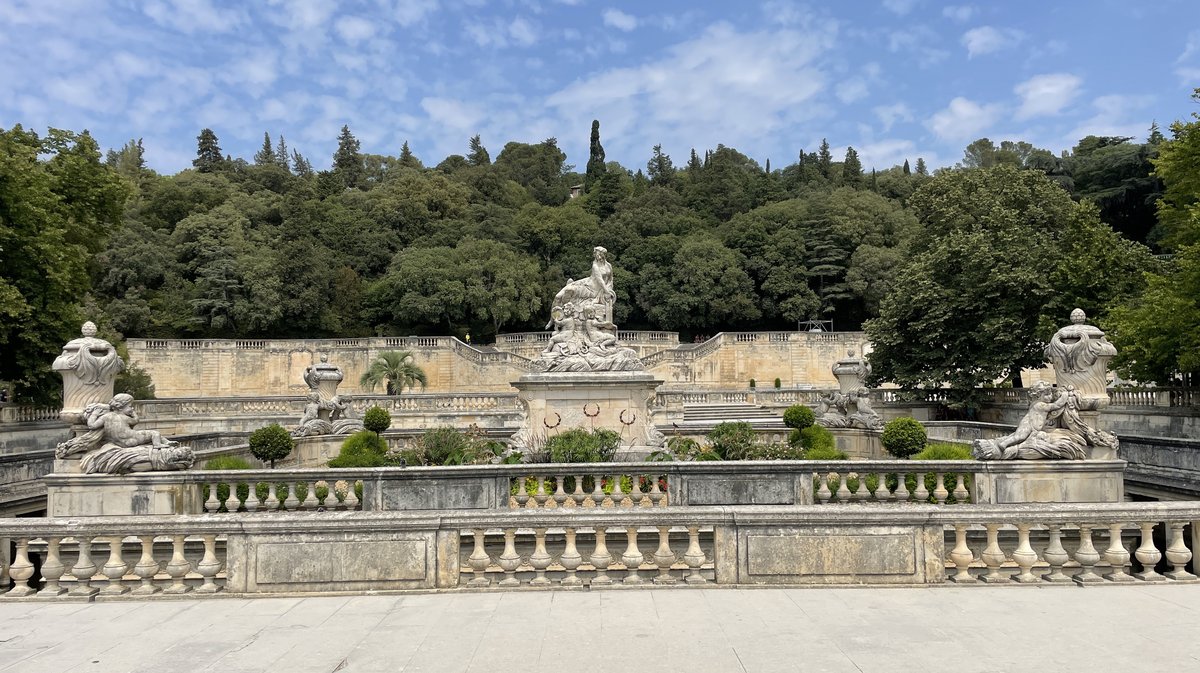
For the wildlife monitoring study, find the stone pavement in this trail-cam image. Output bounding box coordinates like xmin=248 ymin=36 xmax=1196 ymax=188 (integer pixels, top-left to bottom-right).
xmin=2 ymin=585 xmax=1198 ymax=673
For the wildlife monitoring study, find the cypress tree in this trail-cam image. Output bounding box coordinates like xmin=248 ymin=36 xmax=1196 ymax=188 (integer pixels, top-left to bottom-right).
xmin=193 ymin=128 xmax=224 ymax=173
xmin=817 ymin=138 xmax=832 ymax=179
xmin=842 ymin=146 xmax=863 ymax=186
xmin=253 ymin=131 xmax=274 ymax=165
xmin=902 ymin=159 xmax=911 ymax=175
xmin=585 ymin=119 xmax=606 ymax=191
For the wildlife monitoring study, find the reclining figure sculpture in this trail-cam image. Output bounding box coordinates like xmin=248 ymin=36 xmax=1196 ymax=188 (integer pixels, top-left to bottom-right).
xmin=971 ymin=382 xmax=1118 ymax=460
xmin=55 ymin=393 xmax=195 ymax=474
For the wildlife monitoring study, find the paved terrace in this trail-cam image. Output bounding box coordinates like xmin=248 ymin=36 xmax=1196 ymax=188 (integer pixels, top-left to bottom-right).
xmin=2 ymin=585 xmax=1198 ymax=673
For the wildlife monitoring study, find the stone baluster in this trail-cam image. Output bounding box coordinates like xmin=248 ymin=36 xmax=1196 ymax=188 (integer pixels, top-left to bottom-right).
xmin=264 ymin=483 xmax=280 ymax=511
xmin=652 ymin=527 xmax=676 ymax=585
xmin=1042 ymin=525 xmax=1071 ymax=583
xmin=497 ymin=529 xmax=522 ymax=587
xmin=1011 ymin=524 xmax=1039 ymax=583
xmin=561 ymin=528 xmax=583 ymax=586
xmin=283 ymin=484 xmax=301 ymax=511
xmin=163 ymin=535 xmax=192 ymax=594
xmin=132 ymin=536 xmax=161 ymax=595
xmin=0 ymin=536 xmax=8 ymax=589
xmin=533 ymin=476 xmax=548 ymax=508
xmin=589 ymin=477 xmax=605 ymax=508
xmin=302 ymin=482 xmax=320 ymax=510
xmin=466 ymin=529 xmax=491 ymax=587
xmin=6 ymin=538 xmax=35 ymax=597
xmin=933 ymin=474 xmax=949 ymax=505
xmin=1164 ymin=522 xmax=1195 ymax=580
xmin=621 ymin=527 xmax=644 ymax=584
xmin=223 ymin=482 xmax=241 ymax=513
xmin=39 ymin=537 xmax=67 ymax=597
xmin=100 ymin=537 xmax=130 ymax=595
xmin=69 ymin=536 xmax=99 ymax=597
xmin=872 ymin=473 xmax=890 ymax=501
xmin=835 ymin=474 xmax=851 ymax=503
xmin=948 ymin=524 xmax=975 ymax=583
xmin=649 ymin=477 xmax=666 ymax=507
xmin=343 ymin=481 xmax=360 ymax=510
xmin=529 ymin=529 xmax=552 ymax=586
xmin=590 ymin=527 xmax=613 ymax=586
xmin=912 ymin=475 xmax=930 ymax=504
xmin=571 ymin=476 xmax=587 ymax=506
xmin=816 ymin=473 xmax=832 ymax=504
xmin=630 ymin=477 xmax=645 ymax=507
xmin=513 ymin=477 xmax=529 ymax=508
xmin=552 ymin=477 xmax=568 ymax=507
xmin=952 ymin=474 xmax=970 ymax=503
xmin=980 ymin=524 xmax=1007 ymax=583
xmin=194 ymin=535 xmax=221 ymax=594
xmin=1072 ymin=525 xmax=1104 ymax=584
xmin=610 ymin=475 xmax=625 ymax=507
xmin=893 ymin=473 xmax=911 ymax=502
xmin=204 ymin=482 xmax=220 ymax=513
xmin=1102 ymin=523 xmax=1134 ymax=582
xmin=244 ymin=483 xmax=261 ymax=512
xmin=852 ymin=475 xmax=870 ymax=501
xmin=683 ymin=526 xmax=707 ymax=584
xmin=1133 ymin=522 xmax=1164 ymax=582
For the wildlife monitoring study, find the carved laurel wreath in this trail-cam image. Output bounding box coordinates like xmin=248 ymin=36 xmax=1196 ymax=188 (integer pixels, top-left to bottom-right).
xmin=542 ymin=412 xmax=562 ymax=430
xmin=619 ymin=409 xmax=636 ymax=425
xmin=582 ymin=403 xmax=601 ymax=418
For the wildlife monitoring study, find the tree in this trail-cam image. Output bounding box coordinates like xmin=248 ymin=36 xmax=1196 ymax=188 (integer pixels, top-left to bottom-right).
xmin=902 ymin=159 xmax=911 ymax=175
xmin=647 ymin=144 xmax=675 ymax=186
xmin=291 ymin=150 xmax=313 ymax=177
xmin=636 ymin=236 xmax=760 ymax=331
xmin=816 ymin=139 xmax=832 ymax=179
xmin=494 ymin=138 xmax=569 ymax=205
xmin=193 ymin=128 xmax=223 ymax=173
xmin=333 ymin=125 xmax=364 ymax=189
xmin=360 ymin=350 xmax=428 ymax=395
xmin=253 ymin=132 xmax=274 ymax=166
xmin=398 ymin=141 xmax=421 ymax=169
xmin=248 ymin=423 xmax=293 ymax=468
xmin=1152 ymin=88 xmax=1200 ymax=250
xmin=842 ymin=146 xmax=863 ymax=186
xmin=467 ymin=134 xmax=491 ymax=166
xmin=915 ymin=157 xmax=928 ymax=175
xmin=865 ymin=165 xmax=1153 ymax=407
xmin=1148 ymin=121 xmax=1165 ymax=145
xmin=274 ymin=135 xmax=290 ymax=170
xmin=106 ymin=138 xmax=145 ymax=178
xmin=585 ymin=119 xmax=606 ymax=192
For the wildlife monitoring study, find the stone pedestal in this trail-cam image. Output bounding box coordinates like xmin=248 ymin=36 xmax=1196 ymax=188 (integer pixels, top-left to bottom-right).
xmin=830 ymin=429 xmax=884 ymax=459
xmin=512 ymin=372 xmax=664 ymax=460
xmin=45 ymin=474 xmax=202 ymax=516
xmin=972 ymin=460 xmax=1126 ymax=504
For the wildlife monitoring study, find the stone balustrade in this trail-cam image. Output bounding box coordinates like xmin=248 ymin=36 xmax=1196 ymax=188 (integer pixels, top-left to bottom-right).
xmin=0 ymin=404 xmax=62 ymax=424
xmin=3 ymin=502 xmax=1197 ymax=596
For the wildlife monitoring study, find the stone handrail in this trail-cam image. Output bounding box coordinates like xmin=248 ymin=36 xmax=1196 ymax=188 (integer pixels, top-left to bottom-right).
xmin=3 ymin=501 xmax=1197 ymax=595
xmin=0 ymin=404 xmax=62 ymax=424
xmin=130 ymin=393 xmax=524 ymax=420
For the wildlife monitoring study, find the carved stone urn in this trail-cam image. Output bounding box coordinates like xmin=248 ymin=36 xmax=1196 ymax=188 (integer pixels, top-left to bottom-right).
xmin=53 ymin=321 xmax=124 ymax=426
xmin=831 ymin=349 xmax=870 ymax=395
xmin=1045 ymin=309 xmax=1117 ymax=411
xmin=304 ymin=354 xmax=344 ymax=421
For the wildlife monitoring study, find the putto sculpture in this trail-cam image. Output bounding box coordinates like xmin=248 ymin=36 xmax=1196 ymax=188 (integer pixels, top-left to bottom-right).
xmin=53 ymin=321 xmax=125 ymax=426
xmin=292 ymin=354 xmax=363 ymax=437
xmin=815 ymin=350 xmax=882 ymax=430
xmin=531 ymin=246 xmax=643 ymax=372
xmin=55 ymin=394 xmax=195 ymax=474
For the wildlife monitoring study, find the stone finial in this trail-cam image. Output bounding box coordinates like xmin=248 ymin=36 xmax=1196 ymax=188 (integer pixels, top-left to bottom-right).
xmin=54 ymin=321 xmax=125 ymax=426
xmin=1070 ymin=308 xmax=1087 ymax=324
xmin=81 ymin=321 xmax=98 ymax=337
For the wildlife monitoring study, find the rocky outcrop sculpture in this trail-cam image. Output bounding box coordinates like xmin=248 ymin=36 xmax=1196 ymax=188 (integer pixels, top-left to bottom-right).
xmin=531 ymin=246 xmax=643 ymax=372
xmin=293 ymin=354 xmax=363 ymax=437
xmin=53 ymin=321 xmax=124 ymax=426
xmin=972 ymin=382 xmax=1118 ymax=460
xmin=55 ymin=394 xmax=194 ymax=474
xmin=816 ymin=350 xmax=882 ymax=430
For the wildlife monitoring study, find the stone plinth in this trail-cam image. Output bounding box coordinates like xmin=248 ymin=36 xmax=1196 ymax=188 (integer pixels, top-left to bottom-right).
xmin=971 ymin=460 xmax=1125 ymax=504
xmin=512 ymin=371 xmax=664 ymax=459
xmin=46 ymin=473 xmax=202 ymax=516
xmin=830 ymin=428 xmax=885 ymax=459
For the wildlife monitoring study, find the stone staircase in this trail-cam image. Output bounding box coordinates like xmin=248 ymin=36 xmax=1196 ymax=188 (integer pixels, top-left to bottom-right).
xmin=678 ymin=403 xmax=787 ymax=430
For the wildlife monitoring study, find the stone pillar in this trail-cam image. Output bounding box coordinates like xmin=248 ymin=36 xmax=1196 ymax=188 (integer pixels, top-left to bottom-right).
xmin=53 ymin=321 xmax=124 ymax=427
xmin=1045 ymin=308 xmax=1118 ymax=459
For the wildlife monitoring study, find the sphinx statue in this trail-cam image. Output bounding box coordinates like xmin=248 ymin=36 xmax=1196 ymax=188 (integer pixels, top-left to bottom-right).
xmin=55 ymin=394 xmax=194 ymax=474
xmin=972 ymin=382 xmax=1118 ymax=460
xmin=531 ymin=246 xmax=643 ymax=372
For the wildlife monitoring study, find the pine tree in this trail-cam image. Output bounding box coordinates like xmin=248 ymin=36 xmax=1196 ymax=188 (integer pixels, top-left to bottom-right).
xmin=467 ymin=134 xmax=490 ymax=166
xmin=842 ymin=146 xmax=863 ymax=186
xmin=817 ymin=138 xmax=833 ymax=179
xmin=585 ymin=119 xmax=606 ymax=191
xmin=765 ymin=158 xmax=771 ymax=174
xmin=1148 ymin=121 xmax=1165 ymax=145
xmin=193 ymin=128 xmax=224 ymax=173
xmin=275 ymin=135 xmax=290 ymax=170
xmin=686 ymin=148 xmax=702 ymax=174
xmin=333 ymin=125 xmax=364 ymax=188
xmin=253 ymin=132 xmax=274 ymax=166
xmin=870 ymin=168 xmax=878 ymax=191
xmin=915 ymin=157 xmax=928 ymax=176
xmin=902 ymin=159 xmax=911 ymax=175
xmin=647 ymin=144 xmax=675 ymax=185
xmin=291 ymin=150 xmax=313 ymax=177
xmin=398 ymin=141 xmax=421 ymax=168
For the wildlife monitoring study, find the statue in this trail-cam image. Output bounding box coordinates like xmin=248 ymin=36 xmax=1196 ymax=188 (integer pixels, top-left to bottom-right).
xmin=816 ymin=350 xmax=882 ymax=430
xmin=55 ymin=394 xmax=194 ymax=474
xmin=815 ymin=392 xmax=852 ymax=428
xmin=972 ymin=382 xmax=1118 ymax=460
xmin=292 ymin=355 xmax=362 ymax=436
xmin=292 ymin=392 xmax=333 ymax=437
xmin=532 ymin=246 xmax=643 ymax=372
xmin=1045 ymin=308 xmax=1117 ymax=409
xmin=53 ymin=321 xmax=125 ymax=425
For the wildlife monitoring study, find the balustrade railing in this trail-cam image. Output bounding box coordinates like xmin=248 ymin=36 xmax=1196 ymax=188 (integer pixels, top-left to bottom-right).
xmin=507 ymin=469 xmax=670 ymax=509
xmin=195 ymin=469 xmax=365 ymax=513
xmin=0 ymin=404 xmax=61 ymax=424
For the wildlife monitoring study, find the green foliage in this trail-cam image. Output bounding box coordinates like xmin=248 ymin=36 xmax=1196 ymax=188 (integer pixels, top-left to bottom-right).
xmin=362 ymin=405 xmax=391 ymax=434
xmin=782 ymin=404 xmax=816 ymax=429
xmin=801 ymin=445 xmax=849 ymax=460
xmin=706 ymin=422 xmax=758 ymax=460
xmin=749 ymin=378 xmax=756 ymax=389
xmin=328 ymin=430 xmax=389 ymax=468
xmin=744 ymin=443 xmax=805 ymax=460
xmin=911 ymin=443 xmax=973 ymax=460
xmin=359 ymin=350 xmax=427 ymax=395
xmin=774 ymin=377 xmax=781 ymax=389
xmin=204 ymin=456 xmax=253 ymax=470
xmin=881 ymin=417 xmax=927 ymax=458
xmin=417 ymin=426 xmax=474 ymax=465
xmin=798 ymin=424 xmax=835 ymax=452
xmin=546 ymin=428 xmax=620 ymax=463
xmin=114 ymin=362 xmax=156 ymax=400
xmin=248 ymin=423 xmax=294 ymax=467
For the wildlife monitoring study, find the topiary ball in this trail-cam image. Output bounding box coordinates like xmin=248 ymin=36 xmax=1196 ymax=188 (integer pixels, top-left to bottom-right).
xmin=881 ymin=417 xmax=927 ymax=459
xmin=782 ymin=404 xmax=816 ymax=430
xmin=363 ymin=405 xmax=392 ymax=434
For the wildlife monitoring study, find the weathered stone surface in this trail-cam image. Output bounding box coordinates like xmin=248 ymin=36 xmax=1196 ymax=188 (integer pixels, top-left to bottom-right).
xmin=54 ymin=393 xmax=194 ymax=474
xmin=255 ymin=539 xmax=427 ymax=584
xmin=971 ymin=460 xmax=1126 ymax=503
xmin=816 ymin=350 xmax=881 ymax=430
xmin=741 ymin=527 xmax=928 ymax=584
xmin=685 ymin=477 xmax=796 ymax=505
xmin=1046 ymin=308 xmax=1117 ymax=408
xmin=377 ymin=477 xmax=500 ymax=510
xmin=972 ymin=382 xmax=1119 ymax=460
xmin=53 ymin=321 xmax=123 ymax=426
xmin=511 ymin=371 xmax=665 ymax=453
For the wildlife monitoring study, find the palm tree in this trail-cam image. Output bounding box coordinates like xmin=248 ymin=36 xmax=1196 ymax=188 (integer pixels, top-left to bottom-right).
xmin=360 ymin=351 xmax=428 ymax=395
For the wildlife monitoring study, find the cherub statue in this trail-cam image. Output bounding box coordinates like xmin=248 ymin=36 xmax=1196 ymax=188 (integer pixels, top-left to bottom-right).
xmin=292 ymin=392 xmax=333 ymax=437
xmin=55 ymin=394 xmax=194 ymax=474
xmin=972 ymin=382 xmax=1118 ymax=460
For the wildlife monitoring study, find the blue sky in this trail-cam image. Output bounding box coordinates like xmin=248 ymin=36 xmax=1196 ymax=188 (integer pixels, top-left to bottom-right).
xmin=2 ymin=0 xmax=1197 ymax=174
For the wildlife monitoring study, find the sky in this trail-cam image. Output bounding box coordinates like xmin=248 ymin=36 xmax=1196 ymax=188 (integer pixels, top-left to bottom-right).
xmin=1 ymin=0 xmax=1198 ymax=174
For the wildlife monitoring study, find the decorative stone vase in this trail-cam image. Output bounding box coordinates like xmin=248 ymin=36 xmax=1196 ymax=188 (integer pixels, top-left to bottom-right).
xmin=304 ymin=354 xmax=345 ymax=421
xmin=1045 ymin=308 xmax=1116 ymax=411
xmin=830 ymin=349 xmax=870 ymax=395
xmin=53 ymin=321 xmax=124 ymax=426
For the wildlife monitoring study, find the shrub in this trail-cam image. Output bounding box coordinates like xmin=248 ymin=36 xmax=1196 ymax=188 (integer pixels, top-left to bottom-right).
xmin=650 ymin=435 xmax=721 ymax=462
xmin=774 ymin=377 xmax=782 ymax=389
xmin=782 ymin=405 xmax=816 ymax=430
xmin=363 ymin=406 xmax=391 ymax=434
xmin=114 ymin=363 xmax=156 ymax=400
xmin=418 ymin=427 xmax=477 ymax=465
xmin=799 ymin=424 xmax=835 ymax=452
xmin=706 ymin=422 xmax=758 ymax=460
xmin=546 ymin=428 xmax=620 ymax=463
xmin=801 ymin=445 xmax=849 ymax=460
xmin=249 ymin=423 xmax=294 ymax=468
xmin=910 ymin=442 xmax=974 ymax=503
xmin=328 ymin=430 xmax=389 ymax=468
xmin=749 ymin=378 xmax=756 ymax=389
xmin=912 ymin=443 xmax=973 ymax=461
xmin=204 ymin=456 xmax=252 ymax=470
xmin=745 ymin=443 xmax=804 ymax=460
xmin=881 ymin=417 xmax=927 ymax=459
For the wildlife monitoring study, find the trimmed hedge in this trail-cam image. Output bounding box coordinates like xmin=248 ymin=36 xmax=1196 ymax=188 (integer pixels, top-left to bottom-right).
xmin=782 ymin=405 xmax=816 ymax=430
xmin=363 ymin=406 xmax=391 ymax=434
xmin=881 ymin=417 xmax=927 ymax=458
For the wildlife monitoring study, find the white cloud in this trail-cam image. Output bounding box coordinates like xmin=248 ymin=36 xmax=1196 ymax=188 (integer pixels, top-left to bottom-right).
xmin=836 ymin=79 xmax=869 ymax=104
xmin=1014 ymin=73 xmax=1082 ymax=120
xmin=394 ymin=0 xmax=438 ymax=27
xmin=926 ymin=97 xmax=1004 ymax=141
xmin=942 ymin=5 xmax=975 ymax=22
xmin=873 ymin=102 xmax=913 ymax=131
xmin=882 ymin=0 xmax=919 ymax=16
xmin=1067 ymin=94 xmax=1154 ymax=143
xmin=1177 ymin=30 xmax=1200 ymax=83
xmin=888 ymin=27 xmax=950 ymax=67
xmin=465 ymin=15 xmax=540 ymax=48
xmin=603 ymin=9 xmax=638 ymax=32
xmin=508 ymin=17 xmax=538 ymax=46
xmin=961 ymin=26 xmax=1023 ymax=57
xmin=335 ymin=16 xmax=378 ymax=44
xmin=142 ymin=0 xmax=245 ymax=33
